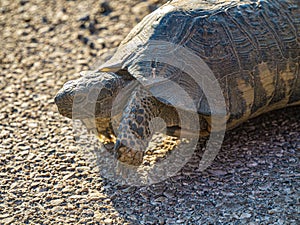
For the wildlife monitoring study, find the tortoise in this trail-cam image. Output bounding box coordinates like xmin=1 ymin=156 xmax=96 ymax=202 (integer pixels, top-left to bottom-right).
xmin=55 ymin=0 xmax=300 ymax=166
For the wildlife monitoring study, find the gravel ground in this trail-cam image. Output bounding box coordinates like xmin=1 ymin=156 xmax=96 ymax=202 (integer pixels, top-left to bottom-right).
xmin=0 ymin=0 xmax=299 ymax=224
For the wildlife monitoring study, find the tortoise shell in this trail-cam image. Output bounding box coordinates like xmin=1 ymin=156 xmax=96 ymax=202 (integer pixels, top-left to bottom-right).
xmin=99 ymin=0 xmax=300 ymax=128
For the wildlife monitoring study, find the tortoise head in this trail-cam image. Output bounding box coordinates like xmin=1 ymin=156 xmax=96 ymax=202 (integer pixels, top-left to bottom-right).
xmin=54 ymin=71 xmax=133 ymax=120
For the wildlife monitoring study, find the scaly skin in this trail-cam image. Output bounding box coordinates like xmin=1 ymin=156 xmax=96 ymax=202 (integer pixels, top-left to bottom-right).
xmin=55 ymin=72 xmax=190 ymax=165
xmin=56 ymin=0 xmax=300 ymax=166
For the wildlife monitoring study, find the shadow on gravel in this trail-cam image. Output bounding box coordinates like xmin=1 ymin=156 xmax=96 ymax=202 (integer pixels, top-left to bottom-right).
xmin=101 ymin=106 xmax=299 ymax=224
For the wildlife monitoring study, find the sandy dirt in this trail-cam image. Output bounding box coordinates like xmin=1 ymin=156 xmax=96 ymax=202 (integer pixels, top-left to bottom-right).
xmin=0 ymin=0 xmax=299 ymax=224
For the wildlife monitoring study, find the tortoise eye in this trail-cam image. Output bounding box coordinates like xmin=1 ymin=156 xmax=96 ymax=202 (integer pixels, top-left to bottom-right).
xmin=105 ymin=83 xmax=112 ymax=89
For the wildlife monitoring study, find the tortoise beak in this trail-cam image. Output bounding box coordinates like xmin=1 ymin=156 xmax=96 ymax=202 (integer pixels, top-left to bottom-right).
xmin=54 ymin=85 xmax=73 ymax=119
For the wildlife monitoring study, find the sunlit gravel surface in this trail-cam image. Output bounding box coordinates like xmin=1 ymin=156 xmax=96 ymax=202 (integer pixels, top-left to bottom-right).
xmin=0 ymin=0 xmax=299 ymax=224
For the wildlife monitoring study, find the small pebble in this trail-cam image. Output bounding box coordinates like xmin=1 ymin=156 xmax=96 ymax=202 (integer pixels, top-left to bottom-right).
xmin=100 ymin=2 xmax=112 ymax=16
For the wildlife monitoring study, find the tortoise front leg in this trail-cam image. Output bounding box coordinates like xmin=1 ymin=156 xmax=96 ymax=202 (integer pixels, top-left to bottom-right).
xmin=113 ymin=86 xmax=179 ymax=166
